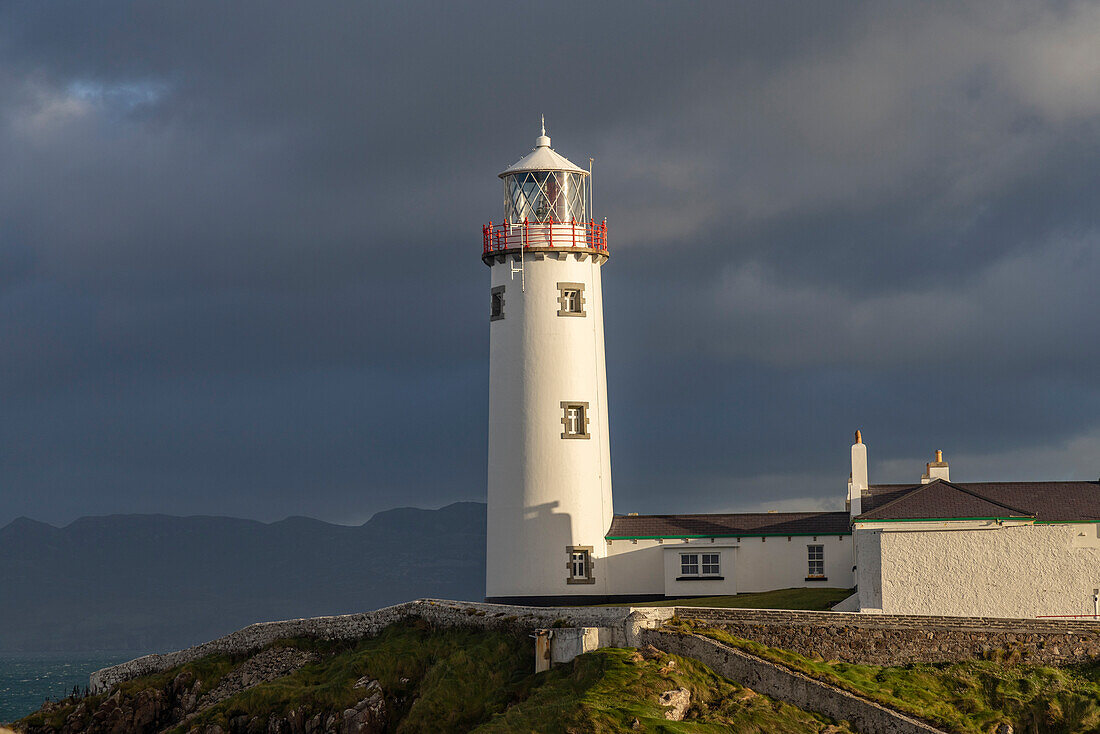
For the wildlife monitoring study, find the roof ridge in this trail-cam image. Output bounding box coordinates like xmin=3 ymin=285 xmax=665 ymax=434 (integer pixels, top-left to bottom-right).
xmin=936 ymin=479 xmax=1036 ymax=516
xmin=859 ymin=479 xmax=1034 ymax=520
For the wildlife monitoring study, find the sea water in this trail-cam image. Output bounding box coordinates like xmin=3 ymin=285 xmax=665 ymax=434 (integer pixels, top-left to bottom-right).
xmin=0 ymin=651 xmax=146 ymax=723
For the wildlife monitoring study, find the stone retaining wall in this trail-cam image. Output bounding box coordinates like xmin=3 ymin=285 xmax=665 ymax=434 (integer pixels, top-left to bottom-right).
xmin=89 ymin=599 xmax=672 ymax=693
xmin=674 ymin=607 xmax=1100 ymax=666
xmin=643 ymin=629 xmax=947 ymax=734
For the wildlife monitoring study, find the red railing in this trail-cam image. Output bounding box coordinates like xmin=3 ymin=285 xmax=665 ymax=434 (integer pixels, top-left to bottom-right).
xmin=483 ymin=219 xmax=608 ymax=255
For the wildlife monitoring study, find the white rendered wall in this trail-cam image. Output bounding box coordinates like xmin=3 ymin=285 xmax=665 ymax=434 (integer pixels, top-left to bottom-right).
xmin=486 ymin=248 xmax=613 ymax=599
xmin=662 ymin=545 xmax=739 ymax=596
xmin=734 ymin=534 xmax=853 ymax=593
xmin=857 ymin=521 xmax=1100 ymax=617
xmin=604 ymin=535 xmax=855 ymax=597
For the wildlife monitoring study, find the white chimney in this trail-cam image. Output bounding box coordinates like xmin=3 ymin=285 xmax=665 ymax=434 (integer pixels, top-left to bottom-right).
xmin=920 ymin=450 xmax=950 ymax=483
xmin=849 ymin=430 xmax=867 ymax=519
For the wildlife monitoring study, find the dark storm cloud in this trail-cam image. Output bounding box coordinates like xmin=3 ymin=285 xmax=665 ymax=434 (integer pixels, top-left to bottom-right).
xmin=2 ymin=1 xmax=1099 ymax=525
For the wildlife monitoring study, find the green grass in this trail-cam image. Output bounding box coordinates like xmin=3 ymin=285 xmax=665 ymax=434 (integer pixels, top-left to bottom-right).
xmin=669 ymin=618 xmax=1100 ymax=734
xmin=180 ymin=620 xmax=531 ymax=733
xmin=473 ymin=646 xmax=853 ymax=733
xmin=21 ymin=620 xmax=855 ymax=734
xmin=189 ymin=621 xmax=852 ymax=733
xmin=602 ymin=587 xmax=853 ymax=610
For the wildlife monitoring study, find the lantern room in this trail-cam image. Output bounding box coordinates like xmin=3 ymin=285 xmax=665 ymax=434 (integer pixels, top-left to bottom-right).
xmin=483 ymin=123 xmax=607 ymax=260
xmin=499 ymin=125 xmax=589 ymax=224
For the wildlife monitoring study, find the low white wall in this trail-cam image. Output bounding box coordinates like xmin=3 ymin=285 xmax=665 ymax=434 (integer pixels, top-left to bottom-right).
xmin=735 ymin=534 xmax=853 ymax=592
xmin=605 ymin=534 xmax=855 ymax=597
xmin=871 ymin=522 xmax=1100 ymax=618
xmin=604 ymin=541 xmax=665 ymax=595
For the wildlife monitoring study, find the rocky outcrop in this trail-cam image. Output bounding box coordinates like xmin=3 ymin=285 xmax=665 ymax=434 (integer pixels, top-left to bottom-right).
xmin=658 ymin=687 xmax=691 ymax=721
xmin=185 ymin=686 xmax=386 ymax=734
xmin=20 ymin=647 xmax=325 ymax=734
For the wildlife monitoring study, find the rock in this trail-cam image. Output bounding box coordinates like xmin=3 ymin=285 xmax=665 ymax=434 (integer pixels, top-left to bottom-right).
xmin=130 ymin=689 xmax=162 ymax=729
xmin=339 ymin=681 xmax=386 ymax=733
xmin=658 ymin=687 xmax=691 ymax=721
xmin=630 ymin=717 xmax=643 ymax=730
xmin=995 ymin=724 xmax=1013 ymax=734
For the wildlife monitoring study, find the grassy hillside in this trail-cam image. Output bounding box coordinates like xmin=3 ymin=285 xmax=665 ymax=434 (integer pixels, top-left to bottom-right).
xmin=672 ymin=618 xmax=1100 ymax=734
xmin=17 ymin=621 xmax=851 ymax=734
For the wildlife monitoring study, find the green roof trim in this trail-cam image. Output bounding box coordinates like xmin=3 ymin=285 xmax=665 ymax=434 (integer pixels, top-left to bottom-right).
xmin=605 ymin=531 xmax=851 ymax=541
xmin=1034 ymin=519 xmax=1100 ymax=525
xmin=854 ymin=516 xmax=1032 ymax=524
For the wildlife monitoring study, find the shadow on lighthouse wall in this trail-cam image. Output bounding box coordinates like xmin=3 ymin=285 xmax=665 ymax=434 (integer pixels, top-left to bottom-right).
xmin=520 ymin=500 xmax=576 ymax=587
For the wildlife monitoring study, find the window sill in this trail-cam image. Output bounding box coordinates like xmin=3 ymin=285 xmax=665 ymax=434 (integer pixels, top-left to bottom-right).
xmin=805 ymin=576 xmax=828 ymax=581
xmin=676 ymin=575 xmax=725 ymax=581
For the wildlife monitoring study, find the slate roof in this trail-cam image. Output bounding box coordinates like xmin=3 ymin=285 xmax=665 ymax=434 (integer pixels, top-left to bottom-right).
xmin=606 ymin=511 xmax=851 ymax=539
xmin=858 ymin=480 xmax=1100 ymax=523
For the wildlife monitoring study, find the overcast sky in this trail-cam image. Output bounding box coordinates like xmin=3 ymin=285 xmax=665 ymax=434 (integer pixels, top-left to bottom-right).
xmin=2 ymin=1 xmax=1099 ymax=527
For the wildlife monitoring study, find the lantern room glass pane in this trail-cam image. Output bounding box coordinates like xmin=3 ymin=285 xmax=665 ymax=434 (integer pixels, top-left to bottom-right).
xmin=503 ymin=171 xmax=588 ymax=224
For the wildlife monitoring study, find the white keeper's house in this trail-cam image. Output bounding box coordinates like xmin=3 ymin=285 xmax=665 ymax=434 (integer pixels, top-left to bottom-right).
xmin=482 ymin=125 xmax=1100 ymax=619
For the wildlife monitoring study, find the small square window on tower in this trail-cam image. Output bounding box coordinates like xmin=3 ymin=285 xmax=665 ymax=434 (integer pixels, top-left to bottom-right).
xmin=560 ymin=401 xmax=590 ymax=439
xmin=556 ymin=282 xmax=586 ymax=317
xmin=566 ymin=546 xmax=595 ymax=584
xmin=490 ymin=286 xmax=505 ymax=321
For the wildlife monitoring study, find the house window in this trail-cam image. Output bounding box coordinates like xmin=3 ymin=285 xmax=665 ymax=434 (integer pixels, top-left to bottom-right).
xmin=560 ymin=401 xmax=590 ymax=439
xmin=490 ymin=286 xmax=505 ymax=321
xmin=566 ymin=546 xmax=594 ymax=584
xmin=807 ymin=545 xmax=824 ymax=577
xmin=680 ymin=554 xmax=699 ymax=576
xmin=556 ymin=282 xmax=586 ymax=317
xmin=679 ymin=552 xmax=722 ymax=580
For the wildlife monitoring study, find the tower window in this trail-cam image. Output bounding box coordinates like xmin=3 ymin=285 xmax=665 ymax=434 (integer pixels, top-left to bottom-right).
xmin=566 ymin=546 xmax=595 ymax=584
xmin=560 ymin=402 xmax=590 ymax=439
xmin=556 ymin=282 xmax=586 ymax=317
xmin=490 ymin=286 xmax=505 ymax=321
xmin=807 ymin=545 xmax=825 ymax=578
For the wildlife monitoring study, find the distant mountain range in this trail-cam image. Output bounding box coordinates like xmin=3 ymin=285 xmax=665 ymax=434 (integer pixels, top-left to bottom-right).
xmin=0 ymin=502 xmax=486 ymax=653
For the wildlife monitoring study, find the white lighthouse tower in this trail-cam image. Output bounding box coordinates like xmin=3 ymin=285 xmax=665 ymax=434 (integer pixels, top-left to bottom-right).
xmin=484 ymin=123 xmax=614 ymax=604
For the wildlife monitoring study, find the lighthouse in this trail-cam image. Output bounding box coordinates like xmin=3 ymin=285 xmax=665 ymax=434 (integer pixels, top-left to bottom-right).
xmin=483 ymin=123 xmax=613 ymax=603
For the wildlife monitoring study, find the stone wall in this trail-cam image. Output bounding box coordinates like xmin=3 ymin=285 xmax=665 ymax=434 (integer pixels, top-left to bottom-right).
xmin=91 ymin=600 xmax=1100 ymax=698
xmin=675 ymin=607 xmax=1100 ymax=666
xmin=643 ymin=629 xmax=946 ymax=734
xmin=90 ymin=599 xmax=673 ymax=693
